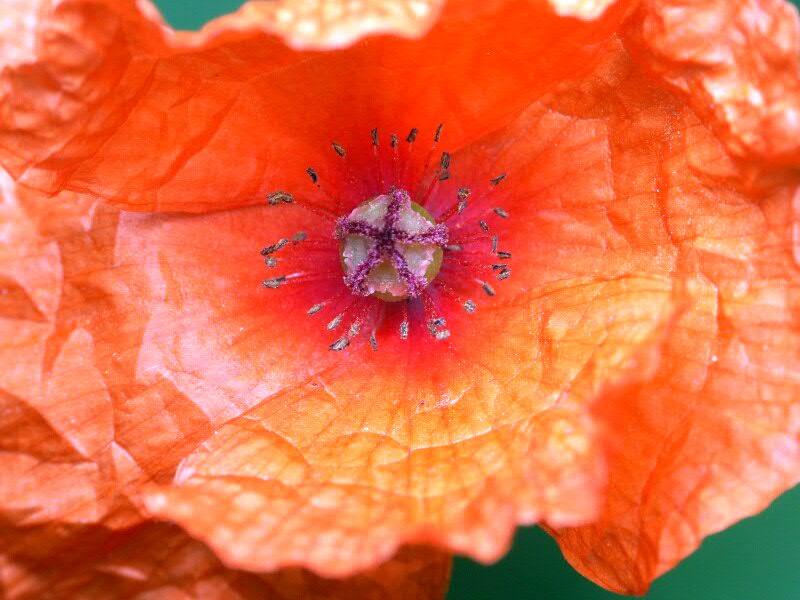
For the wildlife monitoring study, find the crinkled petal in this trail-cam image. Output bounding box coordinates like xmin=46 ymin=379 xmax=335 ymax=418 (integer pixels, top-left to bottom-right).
xmin=1 ymin=524 xmax=451 ymax=599
xmin=549 ymin=0 xmax=618 ymax=20
xmin=548 ymin=38 xmax=800 ymax=594
xmin=132 ymin=50 xmax=688 ymax=575
xmin=622 ymin=0 xmax=800 ymax=172
xmin=0 ymin=0 xmax=631 ymax=212
xmin=183 ymin=0 xmax=444 ymax=50
xmin=0 ymin=169 xmax=146 ymax=529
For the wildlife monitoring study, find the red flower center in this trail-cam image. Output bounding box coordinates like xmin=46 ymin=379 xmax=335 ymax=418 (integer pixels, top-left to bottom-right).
xmin=259 ymin=127 xmax=512 ymax=352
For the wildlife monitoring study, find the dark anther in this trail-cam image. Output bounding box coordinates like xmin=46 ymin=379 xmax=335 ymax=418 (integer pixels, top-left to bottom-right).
xmin=492 ymin=264 xmax=508 ymax=270
xmin=267 ymin=191 xmax=294 ymax=205
xmin=400 ymin=320 xmax=409 ymax=340
xmin=370 ymin=333 xmax=378 ymax=351
xmin=292 ymin=231 xmax=307 ymax=244
xmin=428 ymin=317 xmax=447 ymax=336
xmin=497 ymin=268 xmax=511 ymax=281
xmin=479 ymin=220 xmax=489 ymax=231
xmin=262 ymin=276 xmax=286 ymax=289
xmin=260 ymin=238 xmax=289 ymax=255
xmin=497 ymin=251 xmax=512 ymax=259
xmin=327 ymin=314 xmax=343 ymax=330
xmin=329 ymin=337 xmax=350 ymax=352
xmin=371 ymin=128 xmax=379 ymax=146
xmin=391 ymin=134 xmax=400 ymax=148
xmin=264 ymin=256 xmax=277 ymax=268
xmin=440 ymin=152 xmax=450 ymax=169
xmin=406 ymin=128 xmax=419 ymax=143
xmin=439 ymin=170 xmax=450 ymax=181
xmin=457 ymin=187 xmax=471 ymax=200
xmin=493 ymin=207 xmax=509 ymax=218
xmin=491 ymin=235 xmax=498 ymax=253
xmin=434 ymin=123 xmax=443 ymax=142
xmin=482 ymin=282 xmax=496 ymax=296
xmin=490 ymin=173 xmax=507 ymax=186
xmin=306 ymin=167 xmax=319 ymax=184
xmin=332 ymin=142 xmax=346 ymax=157
xmin=464 ymin=300 xmax=476 ymax=313
xmin=307 ymin=303 xmax=324 ymax=315
xmin=458 ymin=199 xmax=468 ymax=214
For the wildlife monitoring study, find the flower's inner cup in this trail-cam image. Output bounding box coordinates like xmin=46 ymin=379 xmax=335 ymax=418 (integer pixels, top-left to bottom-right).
xmin=337 ymin=188 xmax=447 ymax=301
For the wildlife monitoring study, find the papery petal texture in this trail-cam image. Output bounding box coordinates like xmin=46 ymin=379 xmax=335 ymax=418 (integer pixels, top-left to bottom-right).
xmin=0 ymin=0 xmax=632 ymax=212
xmin=3 ymin=0 xmax=800 ymax=596
xmin=623 ymin=0 xmax=800 ymax=170
xmin=1 ymin=524 xmax=450 ymax=599
xmin=0 ymin=171 xmax=453 ymax=597
xmin=135 ymin=48 xmax=689 ymax=575
xmin=546 ymin=2 xmax=800 ymax=592
xmin=186 ymin=0 xmax=445 ymax=50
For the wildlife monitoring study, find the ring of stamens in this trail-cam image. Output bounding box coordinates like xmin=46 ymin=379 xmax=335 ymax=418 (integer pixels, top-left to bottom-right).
xmin=260 ymin=126 xmax=512 ymax=351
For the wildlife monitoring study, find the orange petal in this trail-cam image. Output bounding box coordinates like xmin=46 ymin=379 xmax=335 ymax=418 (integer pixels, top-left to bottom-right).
xmin=622 ymin=0 xmax=800 ymax=172
xmin=132 ymin=53 xmax=686 ymax=574
xmin=183 ymin=0 xmax=444 ymax=50
xmin=549 ymin=46 xmax=800 ymax=592
xmin=1 ymin=524 xmax=451 ymax=599
xmin=0 ymin=0 xmax=630 ymax=212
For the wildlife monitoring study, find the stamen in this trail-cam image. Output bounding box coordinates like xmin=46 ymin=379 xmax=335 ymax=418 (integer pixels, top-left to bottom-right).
xmin=490 ymin=173 xmax=507 ymax=186
xmin=497 ymin=268 xmax=511 ymax=280
xmin=264 ymin=256 xmax=278 ymax=268
xmin=493 ymin=207 xmax=509 ymax=218
xmin=292 ymin=231 xmax=307 ymax=243
xmin=268 ymin=191 xmax=294 ymax=205
xmin=440 ymin=152 xmax=450 ymax=169
xmin=400 ymin=319 xmax=409 ymax=340
xmin=492 ymin=236 xmax=498 ymax=253
xmin=406 ymin=128 xmax=419 ymax=143
xmin=371 ymin=128 xmax=379 ymax=146
xmin=307 ymin=303 xmax=325 ymax=315
xmin=481 ymin=281 xmax=495 ymax=296
xmin=329 ymin=337 xmax=350 ymax=351
xmin=370 ymin=332 xmax=378 ymax=350
xmin=332 ymin=142 xmax=346 ymax=157
xmin=306 ymin=167 xmax=319 ymax=185
xmin=327 ymin=314 xmax=343 ymax=330
xmin=434 ymin=123 xmax=443 ymax=142
xmin=464 ymin=299 xmax=476 ymax=313
xmin=497 ymin=251 xmax=512 ymax=259
xmin=435 ymin=329 xmax=451 ymax=340
xmin=262 ymin=276 xmax=286 ymax=289
xmin=479 ymin=221 xmax=489 ymax=232
xmin=260 ymin=239 xmax=289 ymax=255
xmin=427 ymin=317 xmax=447 ymax=337
xmin=492 ymin=264 xmax=508 ymax=270
xmin=391 ymin=134 xmax=399 ymax=148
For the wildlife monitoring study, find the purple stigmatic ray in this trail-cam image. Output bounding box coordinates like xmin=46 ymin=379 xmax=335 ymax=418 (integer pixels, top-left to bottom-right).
xmin=337 ymin=188 xmax=448 ymax=298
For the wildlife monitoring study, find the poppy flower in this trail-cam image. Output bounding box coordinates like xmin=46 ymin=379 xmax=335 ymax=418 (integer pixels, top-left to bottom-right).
xmin=2 ymin=0 xmax=800 ymax=598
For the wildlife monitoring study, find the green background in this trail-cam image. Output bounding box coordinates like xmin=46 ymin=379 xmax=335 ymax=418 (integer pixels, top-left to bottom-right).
xmin=153 ymin=2 xmax=800 ymax=598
